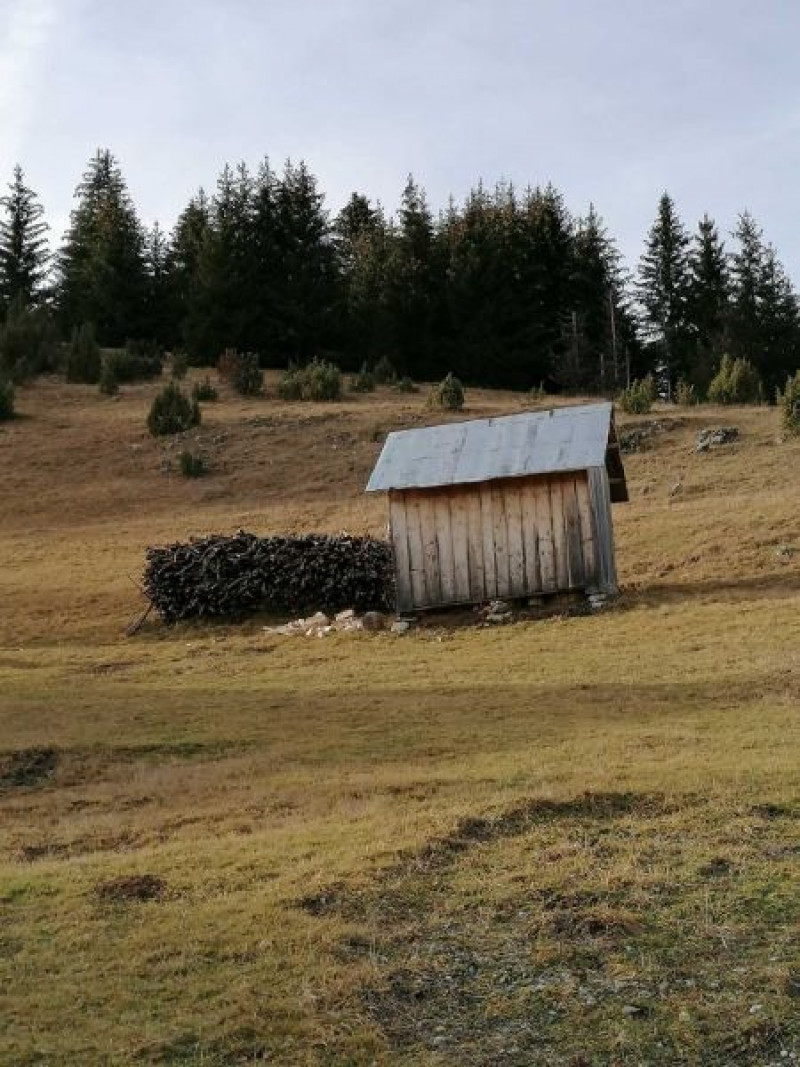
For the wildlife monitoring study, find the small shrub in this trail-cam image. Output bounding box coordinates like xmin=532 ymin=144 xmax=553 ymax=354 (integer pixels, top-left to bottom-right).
xmin=373 ymin=355 xmax=397 ymax=385
xmin=147 ymin=381 xmax=201 ymax=436
xmin=778 ymin=371 xmax=800 ymax=438
xmin=428 ymin=372 xmax=465 ymax=411
xmin=192 ymin=376 xmax=218 ymax=402
xmin=279 ymin=358 xmax=342 ymax=402
xmin=0 ymin=298 xmax=58 ymax=381
xmin=617 ymin=378 xmax=653 ymax=415
xmin=675 ymin=379 xmax=699 ymax=406
xmin=708 ymin=355 xmax=763 ymax=405
xmin=300 ymin=358 xmax=342 ymax=401
xmin=170 ymin=350 xmax=188 ymax=380
xmin=350 ymin=362 xmax=375 ymax=393
xmin=0 ymin=376 xmax=14 ymax=420
xmin=277 ymin=368 xmax=303 ymax=400
xmin=179 ymin=450 xmax=208 ymax=477
xmin=98 ymin=361 xmax=119 ymax=396
xmin=232 ymin=352 xmax=263 ymax=396
xmin=394 ymin=375 xmax=419 ymax=394
xmin=66 ymin=324 xmax=101 ymax=384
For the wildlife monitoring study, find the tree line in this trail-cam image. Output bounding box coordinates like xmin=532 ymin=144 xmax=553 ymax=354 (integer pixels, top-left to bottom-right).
xmin=1 ymin=148 xmax=799 ymax=396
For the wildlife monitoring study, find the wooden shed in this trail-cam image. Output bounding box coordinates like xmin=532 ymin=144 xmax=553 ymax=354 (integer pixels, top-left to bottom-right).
xmin=366 ymin=402 xmax=627 ymax=614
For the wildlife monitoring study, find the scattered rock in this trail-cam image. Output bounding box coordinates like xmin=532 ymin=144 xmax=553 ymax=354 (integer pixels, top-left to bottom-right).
xmin=619 ymin=418 xmax=683 ymax=454
xmin=488 ymin=600 xmax=512 ymax=615
xmin=669 ymin=480 xmax=683 ymax=497
xmin=696 ymin=427 xmax=739 ymax=453
xmin=485 ymin=613 xmax=512 ymax=625
xmin=392 ymin=620 xmax=413 ymax=634
xmin=775 ymin=544 xmax=796 ymax=562
xmin=362 ymin=611 xmax=388 ymax=632
xmin=335 ymin=608 xmax=356 ymax=622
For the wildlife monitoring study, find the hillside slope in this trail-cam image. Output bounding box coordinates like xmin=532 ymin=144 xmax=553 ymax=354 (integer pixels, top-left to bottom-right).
xmin=1 ymin=374 xmax=799 ymax=1065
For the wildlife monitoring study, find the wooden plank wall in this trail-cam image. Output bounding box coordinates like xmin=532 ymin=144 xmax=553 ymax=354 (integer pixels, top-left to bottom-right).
xmin=390 ymin=470 xmax=604 ymax=612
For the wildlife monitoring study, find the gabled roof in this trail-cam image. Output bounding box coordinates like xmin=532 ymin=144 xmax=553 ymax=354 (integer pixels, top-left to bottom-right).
xmin=366 ymin=401 xmax=627 ymax=501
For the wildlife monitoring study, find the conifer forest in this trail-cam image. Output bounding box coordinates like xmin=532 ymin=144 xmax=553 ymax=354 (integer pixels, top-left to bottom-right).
xmin=2 ymin=148 xmax=799 ymax=397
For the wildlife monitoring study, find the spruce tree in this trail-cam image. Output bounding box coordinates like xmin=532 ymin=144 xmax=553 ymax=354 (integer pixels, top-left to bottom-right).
xmin=568 ymin=205 xmax=629 ymax=392
xmin=56 ymin=149 xmax=148 ymax=346
xmin=143 ymin=221 xmax=171 ymax=346
xmin=167 ymin=190 xmax=210 ymax=356
xmin=273 ymin=159 xmax=337 ymax=361
xmin=0 ymin=165 xmax=50 ymax=313
xmin=687 ymin=214 xmax=730 ymax=389
xmin=636 ymin=192 xmax=692 ymax=392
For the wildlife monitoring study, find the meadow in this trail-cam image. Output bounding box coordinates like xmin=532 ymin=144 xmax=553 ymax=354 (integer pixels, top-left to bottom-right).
xmin=1 ymin=373 xmax=799 ymax=1065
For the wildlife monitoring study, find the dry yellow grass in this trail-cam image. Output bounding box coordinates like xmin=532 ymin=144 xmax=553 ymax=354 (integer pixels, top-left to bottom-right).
xmin=1 ymin=373 xmax=799 ymax=1064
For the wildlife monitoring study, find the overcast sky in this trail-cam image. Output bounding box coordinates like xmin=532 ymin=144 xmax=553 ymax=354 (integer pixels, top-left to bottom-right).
xmin=2 ymin=0 xmax=799 ymax=282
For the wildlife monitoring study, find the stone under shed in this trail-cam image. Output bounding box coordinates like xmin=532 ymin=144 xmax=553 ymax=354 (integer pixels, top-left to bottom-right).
xmin=366 ymin=401 xmax=628 ymax=615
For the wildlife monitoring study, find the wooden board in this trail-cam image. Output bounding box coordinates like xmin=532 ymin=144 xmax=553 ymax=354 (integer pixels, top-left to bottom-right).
xmin=575 ymin=474 xmax=597 ymax=588
xmin=418 ymin=494 xmax=441 ymax=606
xmin=404 ymin=492 xmax=428 ymax=607
xmin=466 ymin=490 xmax=486 ymax=602
xmin=434 ymin=493 xmax=457 ymax=603
xmin=549 ymin=476 xmax=569 ymax=590
xmin=535 ymin=478 xmax=556 ymax=591
xmin=563 ymin=476 xmax=586 ymax=588
xmin=479 ymin=484 xmax=497 ymax=600
xmin=490 ymin=482 xmax=511 ymax=598
xmin=448 ymin=492 xmax=472 ymax=603
xmin=504 ymin=481 xmax=526 ymax=595
xmin=389 ymin=493 xmax=414 ymax=613
xmin=520 ymin=480 xmax=540 ymax=593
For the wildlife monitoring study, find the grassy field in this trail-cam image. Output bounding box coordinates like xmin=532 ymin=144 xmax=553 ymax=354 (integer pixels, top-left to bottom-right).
xmin=1 ymin=373 xmax=799 ymax=1065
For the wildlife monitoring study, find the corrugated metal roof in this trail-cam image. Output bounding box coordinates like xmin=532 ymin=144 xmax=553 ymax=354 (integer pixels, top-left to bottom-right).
xmin=366 ymin=401 xmax=615 ymax=492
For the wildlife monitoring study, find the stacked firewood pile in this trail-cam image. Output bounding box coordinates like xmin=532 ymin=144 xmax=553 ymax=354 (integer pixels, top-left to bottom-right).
xmin=143 ymin=531 xmax=395 ymax=623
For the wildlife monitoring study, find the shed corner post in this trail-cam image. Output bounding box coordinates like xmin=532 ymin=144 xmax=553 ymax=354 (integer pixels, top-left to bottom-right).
xmin=587 ymin=465 xmax=619 ymax=595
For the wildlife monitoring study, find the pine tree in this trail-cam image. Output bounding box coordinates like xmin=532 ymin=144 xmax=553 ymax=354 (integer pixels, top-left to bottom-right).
xmin=384 ymin=176 xmax=439 ymax=378
xmin=167 ymin=190 xmax=210 ymax=356
xmin=686 ymin=214 xmax=730 ymax=389
xmin=273 ymin=159 xmax=337 ymax=361
xmin=568 ymin=205 xmax=629 ymax=392
xmin=335 ymin=193 xmax=390 ymax=365
xmin=143 ymin=221 xmax=171 ymax=345
xmin=636 ymin=192 xmax=692 ymax=392
xmin=728 ymin=213 xmax=800 ymax=394
xmin=0 ymin=165 xmax=49 ymax=313
xmin=182 ymin=164 xmax=254 ymax=362
xmin=56 ymin=149 xmax=148 ymax=346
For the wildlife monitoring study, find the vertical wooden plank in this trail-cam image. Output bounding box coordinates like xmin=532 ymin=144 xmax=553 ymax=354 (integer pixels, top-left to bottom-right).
xmin=418 ymin=494 xmax=441 ymax=606
xmin=466 ymin=490 xmax=486 ymax=602
xmin=563 ymin=477 xmax=586 ymax=588
xmin=491 ymin=482 xmax=511 ymax=598
xmin=520 ymin=479 xmax=541 ymax=593
xmin=549 ymin=476 xmax=569 ymax=590
xmin=389 ymin=492 xmax=414 ymax=614
xmin=405 ymin=492 xmax=428 ymax=609
xmin=435 ymin=492 xmax=457 ymax=605
xmin=575 ymin=474 xmax=598 ymax=588
xmin=504 ymin=482 xmax=526 ymax=598
xmin=588 ymin=466 xmax=619 ymax=593
xmin=479 ymin=484 xmax=497 ymax=599
xmin=535 ymin=478 xmax=556 ymax=591
xmin=449 ymin=490 xmax=471 ymax=604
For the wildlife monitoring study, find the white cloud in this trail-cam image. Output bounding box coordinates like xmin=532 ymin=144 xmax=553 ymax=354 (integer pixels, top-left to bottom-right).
xmin=0 ymin=0 xmax=59 ymax=168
